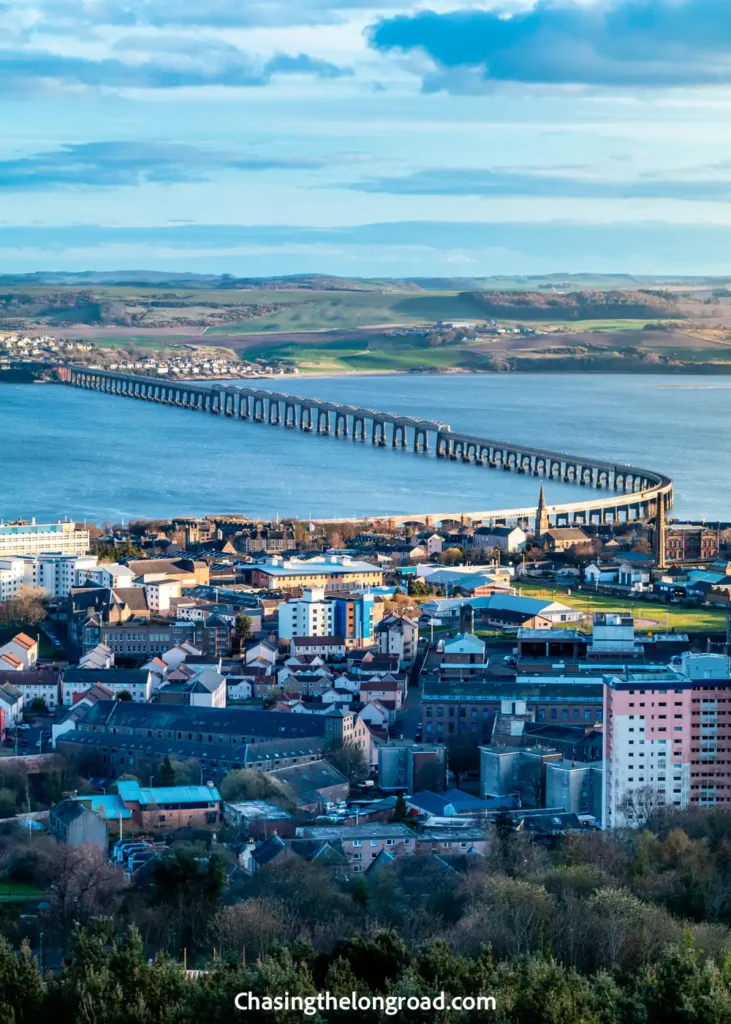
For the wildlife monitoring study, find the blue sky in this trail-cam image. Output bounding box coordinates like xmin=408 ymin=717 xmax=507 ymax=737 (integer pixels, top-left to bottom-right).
xmin=2 ymin=0 xmax=731 ymax=277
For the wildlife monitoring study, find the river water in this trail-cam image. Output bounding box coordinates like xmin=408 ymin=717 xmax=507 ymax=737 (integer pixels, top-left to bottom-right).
xmin=1 ymin=374 xmax=728 ymax=523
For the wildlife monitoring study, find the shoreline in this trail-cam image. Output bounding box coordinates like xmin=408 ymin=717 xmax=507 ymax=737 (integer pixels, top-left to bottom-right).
xmin=6 ymin=362 xmax=731 ymax=385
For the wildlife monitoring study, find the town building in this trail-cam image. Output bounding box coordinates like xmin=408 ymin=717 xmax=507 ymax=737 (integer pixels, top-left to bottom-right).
xmin=376 ymin=614 xmax=419 ymax=667
xmin=290 ymin=636 xmax=347 ymax=659
xmin=266 ymin=759 xmax=349 ymax=813
xmin=55 ymin=700 xmax=368 ymax=780
xmin=224 ymin=800 xmax=295 ymax=838
xmin=545 ymin=760 xmax=603 ymax=817
xmin=0 ymin=669 xmax=61 ymax=708
xmin=603 ymin=653 xmax=731 ymax=828
xmin=421 ymin=679 xmax=603 ymax=746
xmin=49 ymin=799 xmax=108 ymax=850
xmin=158 ymin=667 xmax=226 ymax=708
xmin=332 ymin=593 xmax=378 ymax=647
xmin=666 ymin=524 xmax=720 ymax=562
xmin=0 ymin=520 xmax=90 ymax=558
xmin=0 ymin=633 xmax=38 ymax=670
xmin=0 ymin=552 xmax=98 ymax=598
xmin=62 ymin=667 xmax=154 ymax=705
xmin=250 ymin=556 xmax=383 ymax=592
xmin=472 ymin=525 xmax=527 ymax=554
xmin=541 ymin=528 xmax=591 ymax=553
xmin=378 ymin=740 xmax=447 ymax=793
xmin=278 ymin=588 xmax=334 ymax=640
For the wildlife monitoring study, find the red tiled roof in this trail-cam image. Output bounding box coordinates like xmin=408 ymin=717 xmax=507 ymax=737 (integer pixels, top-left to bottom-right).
xmin=12 ymin=633 xmax=37 ymax=649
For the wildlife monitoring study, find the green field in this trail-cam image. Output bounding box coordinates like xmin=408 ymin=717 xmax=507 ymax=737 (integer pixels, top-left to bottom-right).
xmin=91 ymin=336 xmax=186 ymax=349
xmin=516 ymin=581 xmax=727 ymax=632
xmin=240 ymin=335 xmax=497 ymax=373
xmin=525 ymin=318 xmax=660 ymax=332
xmin=206 ymin=290 xmax=488 ymax=334
xmin=0 ymin=881 xmax=44 ymax=903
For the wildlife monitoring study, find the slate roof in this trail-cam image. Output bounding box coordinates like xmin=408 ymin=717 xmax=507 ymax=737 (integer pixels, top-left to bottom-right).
xmin=63 ymin=668 xmax=150 ymax=686
xmin=75 ymin=700 xmax=330 ymax=738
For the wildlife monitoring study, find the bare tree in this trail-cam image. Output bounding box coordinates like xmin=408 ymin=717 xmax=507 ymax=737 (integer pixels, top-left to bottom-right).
xmin=618 ymin=785 xmax=665 ymax=829
xmin=47 ymin=842 xmax=127 ymax=930
xmin=209 ymin=897 xmax=299 ymax=959
xmin=0 ymin=585 xmax=46 ymax=627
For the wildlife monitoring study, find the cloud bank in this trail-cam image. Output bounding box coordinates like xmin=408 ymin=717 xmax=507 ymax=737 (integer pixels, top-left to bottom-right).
xmin=0 ymin=141 xmax=324 ymax=189
xmin=348 ymin=167 xmax=731 ymax=202
xmin=369 ymin=0 xmax=731 ymax=90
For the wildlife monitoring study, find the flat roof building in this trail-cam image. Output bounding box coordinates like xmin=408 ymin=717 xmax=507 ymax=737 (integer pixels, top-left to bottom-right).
xmin=0 ymin=520 xmax=90 ymax=557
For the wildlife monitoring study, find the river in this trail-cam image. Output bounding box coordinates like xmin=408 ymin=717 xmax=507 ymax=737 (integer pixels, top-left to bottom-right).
xmin=1 ymin=373 xmax=728 ymax=523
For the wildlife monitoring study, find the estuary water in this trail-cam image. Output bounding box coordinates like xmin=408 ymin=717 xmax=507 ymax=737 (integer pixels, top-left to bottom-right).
xmin=0 ymin=373 xmax=729 ymax=524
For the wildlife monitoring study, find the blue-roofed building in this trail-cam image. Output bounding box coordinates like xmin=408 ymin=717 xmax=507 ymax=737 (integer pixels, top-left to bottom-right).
xmin=407 ymin=789 xmax=517 ymax=817
xmin=75 ymin=793 xmax=132 ymax=822
xmin=113 ymin=780 xmax=222 ymax=829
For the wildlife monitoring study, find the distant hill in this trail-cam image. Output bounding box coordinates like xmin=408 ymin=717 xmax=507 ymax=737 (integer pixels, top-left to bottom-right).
xmin=466 ymin=289 xmax=681 ymax=320
xmin=1 ymin=272 xmax=729 ymax=293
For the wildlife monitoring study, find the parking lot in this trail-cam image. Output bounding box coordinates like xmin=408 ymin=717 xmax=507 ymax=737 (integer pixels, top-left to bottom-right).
xmin=1 ymin=720 xmax=53 ymax=757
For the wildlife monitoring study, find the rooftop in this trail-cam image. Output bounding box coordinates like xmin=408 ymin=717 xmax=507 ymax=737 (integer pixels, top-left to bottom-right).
xmin=116 ymin=780 xmax=221 ymax=805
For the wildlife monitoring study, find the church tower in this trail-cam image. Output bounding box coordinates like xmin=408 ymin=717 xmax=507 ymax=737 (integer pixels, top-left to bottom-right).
xmin=535 ymin=486 xmax=549 ymax=538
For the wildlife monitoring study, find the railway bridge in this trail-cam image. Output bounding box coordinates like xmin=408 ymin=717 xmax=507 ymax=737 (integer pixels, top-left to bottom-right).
xmin=60 ymin=366 xmax=674 ymax=527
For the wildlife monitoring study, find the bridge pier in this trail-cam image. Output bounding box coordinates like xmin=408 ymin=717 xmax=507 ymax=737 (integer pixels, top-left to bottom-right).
xmin=317 ymin=409 xmax=331 ymax=434
xmin=414 ymin=428 xmax=429 ymax=453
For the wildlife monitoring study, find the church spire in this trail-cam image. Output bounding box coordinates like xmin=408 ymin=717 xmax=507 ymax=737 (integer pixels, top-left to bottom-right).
xmin=536 ymin=485 xmax=549 ymax=537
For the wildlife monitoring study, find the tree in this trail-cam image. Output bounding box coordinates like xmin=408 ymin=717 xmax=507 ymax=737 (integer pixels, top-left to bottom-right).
xmin=209 ymin=898 xmax=298 ymax=959
xmin=47 ymin=842 xmax=127 ymax=931
xmin=156 ymin=754 xmax=176 ymax=787
xmin=153 ymin=848 xmax=227 ymax=951
xmin=322 ymin=740 xmax=369 ymax=784
xmin=392 ymin=793 xmax=409 ymax=823
xmin=116 ymin=689 xmax=133 ymax=702
xmin=0 ymin=585 xmax=46 ymax=627
xmin=235 ymin=614 xmax=252 ymax=643
xmin=407 ymin=578 xmax=429 ymax=597
xmin=28 ymin=697 xmax=47 ymax=714
xmin=219 ymin=768 xmax=294 ymax=809
xmin=619 ymin=785 xmax=665 ymax=829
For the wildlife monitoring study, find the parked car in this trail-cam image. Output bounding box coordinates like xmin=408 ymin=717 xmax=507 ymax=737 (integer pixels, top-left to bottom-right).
xmin=16 ymin=723 xmax=30 ymax=732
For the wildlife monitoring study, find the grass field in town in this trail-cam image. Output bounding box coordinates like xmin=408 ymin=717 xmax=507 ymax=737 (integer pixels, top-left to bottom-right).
xmin=0 ymin=881 xmax=45 ymax=903
xmin=515 ymin=581 xmax=727 ymax=633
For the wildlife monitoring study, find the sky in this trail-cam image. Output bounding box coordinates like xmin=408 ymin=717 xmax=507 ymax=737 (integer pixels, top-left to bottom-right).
xmin=3 ymin=0 xmax=731 ymax=277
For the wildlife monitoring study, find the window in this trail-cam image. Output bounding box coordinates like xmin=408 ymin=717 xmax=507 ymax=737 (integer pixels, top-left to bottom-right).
xmin=353 ymin=840 xmax=362 ymax=847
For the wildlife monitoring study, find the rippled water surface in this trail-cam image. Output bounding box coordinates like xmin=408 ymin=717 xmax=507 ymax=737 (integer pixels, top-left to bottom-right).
xmin=1 ymin=374 xmax=728 ymax=522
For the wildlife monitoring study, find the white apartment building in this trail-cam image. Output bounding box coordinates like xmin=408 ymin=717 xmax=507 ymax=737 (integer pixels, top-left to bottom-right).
xmin=62 ymin=668 xmax=154 ymax=705
xmin=144 ymin=580 xmax=182 ymax=614
xmin=0 ymin=521 xmax=90 ymax=557
xmin=12 ymin=674 xmax=61 ymax=708
xmin=278 ymin=587 xmax=334 ymax=640
xmin=0 ymin=633 xmax=38 ymax=669
xmin=78 ymin=563 xmax=135 ymax=590
xmin=377 ymin=615 xmax=419 ymax=668
xmin=14 ymin=553 xmax=99 ymax=598
xmin=0 ymin=559 xmax=24 ymax=601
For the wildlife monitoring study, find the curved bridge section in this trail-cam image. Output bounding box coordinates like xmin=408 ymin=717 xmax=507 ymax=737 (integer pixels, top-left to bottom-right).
xmin=60 ymin=366 xmax=673 ymax=526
